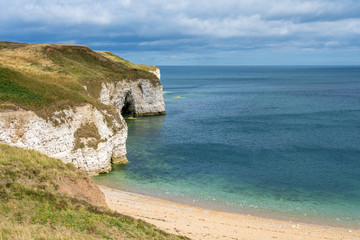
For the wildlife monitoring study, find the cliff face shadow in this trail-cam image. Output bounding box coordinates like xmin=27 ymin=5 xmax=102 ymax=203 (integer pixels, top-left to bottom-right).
xmin=121 ymin=92 xmax=135 ymax=116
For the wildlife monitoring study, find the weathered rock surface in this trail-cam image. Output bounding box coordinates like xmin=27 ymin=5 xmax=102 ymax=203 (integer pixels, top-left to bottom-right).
xmin=0 ymin=70 xmax=165 ymax=175
xmin=149 ymin=67 xmax=161 ymax=80
xmin=100 ymin=78 xmax=166 ymax=116
xmin=0 ymin=104 xmax=127 ymax=175
xmin=0 ymin=42 xmax=166 ymax=175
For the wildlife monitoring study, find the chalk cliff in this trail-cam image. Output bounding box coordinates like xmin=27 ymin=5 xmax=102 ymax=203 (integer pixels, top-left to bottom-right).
xmin=0 ymin=104 xmax=127 ymax=175
xmin=95 ymin=51 xmax=166 ymax=116
xmin=0 ymin=41 xmax=165 ymax=175
xmin=100 ymin=78 xmax=166 ymax=116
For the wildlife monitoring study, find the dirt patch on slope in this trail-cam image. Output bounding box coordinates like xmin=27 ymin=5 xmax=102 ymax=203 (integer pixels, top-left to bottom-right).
xmin=57 ymin=167 xmax=107 ymax=207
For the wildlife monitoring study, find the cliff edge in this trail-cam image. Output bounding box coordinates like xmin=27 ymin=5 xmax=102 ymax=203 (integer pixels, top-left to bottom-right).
xmin=0 ymin=41 xmax=166 ymax=175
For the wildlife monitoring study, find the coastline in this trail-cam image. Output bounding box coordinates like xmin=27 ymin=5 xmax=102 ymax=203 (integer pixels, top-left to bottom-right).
xmin=98 ymin=185 xmax=360 ymax=240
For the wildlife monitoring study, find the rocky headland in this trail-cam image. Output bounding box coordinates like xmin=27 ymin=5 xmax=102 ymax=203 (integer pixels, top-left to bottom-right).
xmin=0 ymin=41 xmax=165 ymax=175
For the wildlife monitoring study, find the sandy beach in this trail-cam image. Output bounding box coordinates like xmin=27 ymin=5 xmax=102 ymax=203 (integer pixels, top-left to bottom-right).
xmin=99 ymin=185 xmax=360 ymax=240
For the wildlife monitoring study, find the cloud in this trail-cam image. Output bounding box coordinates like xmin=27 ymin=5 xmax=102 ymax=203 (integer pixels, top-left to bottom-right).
xmin=1 ymin=0 xmax=360 ymax=64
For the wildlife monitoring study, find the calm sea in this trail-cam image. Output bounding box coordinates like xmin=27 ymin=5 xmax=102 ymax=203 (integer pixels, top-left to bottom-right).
xmin=94 ymin=66 xmax=360 ymax=228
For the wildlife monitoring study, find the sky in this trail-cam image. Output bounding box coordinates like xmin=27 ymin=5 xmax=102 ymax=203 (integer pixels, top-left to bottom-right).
xmin=1 ymin=0 xmax=360 ymax=65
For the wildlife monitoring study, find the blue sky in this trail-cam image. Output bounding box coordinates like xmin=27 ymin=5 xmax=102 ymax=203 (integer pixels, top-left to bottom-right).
xmin=1 ymin=0 xmax=360 ymax=65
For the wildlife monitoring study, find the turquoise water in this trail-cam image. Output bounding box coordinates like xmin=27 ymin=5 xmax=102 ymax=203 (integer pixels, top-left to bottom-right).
xmin=94 ymin=66 xmax=360 ymax=228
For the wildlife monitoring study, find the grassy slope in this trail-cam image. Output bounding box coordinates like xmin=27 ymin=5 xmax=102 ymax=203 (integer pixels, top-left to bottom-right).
xmin=0 ymin=144 xmax=189 ymax=240
xmin=0 ymin=42 xmax=185 ymax=239
xmin=0 ymin=41 xmax=158 ymax=119
xmin=96 ymin=51 xmax=158 ymax=72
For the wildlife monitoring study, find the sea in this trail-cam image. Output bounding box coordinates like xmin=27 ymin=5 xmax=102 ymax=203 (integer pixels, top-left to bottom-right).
xmin=94 ymin=66 xmax=360 ymax=228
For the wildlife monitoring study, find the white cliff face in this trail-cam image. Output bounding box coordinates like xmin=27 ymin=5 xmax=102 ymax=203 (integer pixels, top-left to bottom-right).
xmin=100 ymin=78 xmax=166 ymax=116
xmin=149 ymin=67 xmax=161 ymax=80
xmin=0 ymin=67 xmax=165 ymax=175
xmin=0 ymin=104 xmax=127 ymax=175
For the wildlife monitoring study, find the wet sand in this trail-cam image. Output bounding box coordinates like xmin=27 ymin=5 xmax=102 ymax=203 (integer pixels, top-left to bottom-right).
xmin=99 ymin=185 xmax=360 ymax=240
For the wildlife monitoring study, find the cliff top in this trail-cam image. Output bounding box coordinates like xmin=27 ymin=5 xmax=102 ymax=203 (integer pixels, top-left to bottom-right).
xmin=96 ymin=51 xmax=159 ymax=72
xmin=0 ymin=144 xmax=189 ymax=240
xmin=0 ymin=41 xmax=159 ymax=119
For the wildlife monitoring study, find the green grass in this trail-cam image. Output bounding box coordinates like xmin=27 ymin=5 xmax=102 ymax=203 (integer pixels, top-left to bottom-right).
xmin=0 ymin=144 xmax=190 ymax=240
xmin=73 ymin=122 xmax=105 ymax=150
xmin=0 ymin=41 xmax=28 ymax=50
xmin=0 ymin=42 xmax=159 ymax=120
xmin=46 ymin=45 xmax=159 ymax=98
xmin=96 ymin=51 xmax=158 ymax=73
xmin=0 ymin=67 xmax=87 ymax=115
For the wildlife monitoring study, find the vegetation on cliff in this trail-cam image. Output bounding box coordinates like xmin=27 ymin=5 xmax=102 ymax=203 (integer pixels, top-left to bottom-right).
xmin=0 ymin=41 xmax=159 ymax=120
xmin=96 ymin=51 xmax=158 ymax=73
xmin=0 ymin=41 xmax=175 ymax=238
xmin=0 ymin=144 xmax=189 ymax=240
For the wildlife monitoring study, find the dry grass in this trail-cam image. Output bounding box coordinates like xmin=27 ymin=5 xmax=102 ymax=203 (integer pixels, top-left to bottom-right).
xmin=0 ymin=43 xmax=78 ymax=89
xmin=0 ymin=41 xmax=158 ymax=120
xmin=0 ymin=219 xmax=104 ymax=240
xmin=0 ymin=44 xmax=54 ymax=72
xmin=73 ymin=122 xmax=105 ymax=150
xmin=0 ymin=144 xmax=190 ymax=240
xmin=96 ymin=51 xmax=158 ymax=72
xmin=0 ymin=43 xmax=89 ymax=94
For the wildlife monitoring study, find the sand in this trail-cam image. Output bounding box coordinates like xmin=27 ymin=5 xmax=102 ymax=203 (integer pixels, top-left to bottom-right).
xmin=98 ymin=185 xmax=360 ymax=240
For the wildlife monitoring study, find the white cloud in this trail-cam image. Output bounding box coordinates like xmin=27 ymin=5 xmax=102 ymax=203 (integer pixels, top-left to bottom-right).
xmin=1 ymin=0 xmax=360 ymax=51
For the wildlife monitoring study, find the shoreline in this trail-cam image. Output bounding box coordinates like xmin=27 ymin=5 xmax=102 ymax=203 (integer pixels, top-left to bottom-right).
xmin=98 ymin=185 xmax=360 ymax=240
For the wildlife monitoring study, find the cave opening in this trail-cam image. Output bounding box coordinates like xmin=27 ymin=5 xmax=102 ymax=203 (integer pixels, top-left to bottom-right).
xmin=121 ymin=92 xmax=134 ymax=116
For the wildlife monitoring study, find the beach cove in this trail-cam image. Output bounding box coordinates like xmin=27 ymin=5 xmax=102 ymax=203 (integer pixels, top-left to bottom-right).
xmin=2 ymin=1 xmax=360 ymax=239
xmin=99 ymin=185 xmax=360 ymax=240
xmin=93 ymin=66 xmax=360 ymax=231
